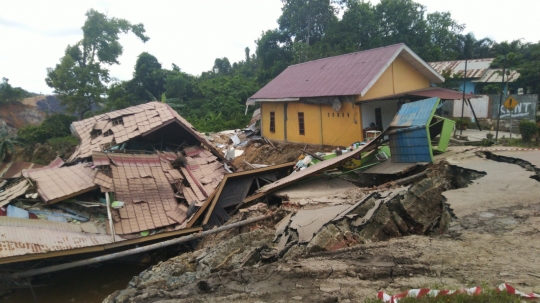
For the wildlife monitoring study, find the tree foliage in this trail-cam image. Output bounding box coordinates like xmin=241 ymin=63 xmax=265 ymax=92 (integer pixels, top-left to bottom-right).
xmin=17 ymin=114 xmax=77 ymax=145
xmin=45 ymin=9 xmax=149 ymax=120
xmin=0 ymin=78 xmax=31 ymax=104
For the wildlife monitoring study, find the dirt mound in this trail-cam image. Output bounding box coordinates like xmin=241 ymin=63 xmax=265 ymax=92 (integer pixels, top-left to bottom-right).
xmin=232 ymin=140 xmax=335 ymax=170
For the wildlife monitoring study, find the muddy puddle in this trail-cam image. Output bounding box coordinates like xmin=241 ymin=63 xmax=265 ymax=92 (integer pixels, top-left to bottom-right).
xmin=1 ymin=263 xmax=148 ymax=303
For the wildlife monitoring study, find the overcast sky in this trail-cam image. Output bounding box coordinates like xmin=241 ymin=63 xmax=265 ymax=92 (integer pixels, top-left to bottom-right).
xmin=1 ymin=0 xmax=538 ymax=95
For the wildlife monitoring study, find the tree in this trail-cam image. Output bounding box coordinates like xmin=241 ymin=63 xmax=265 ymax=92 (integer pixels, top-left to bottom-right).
xmin=278 ymin=0 xmax=338 ymax=46
xmin=0 ymin=127 xmax=14 ymax=162
xmin=0 ymin=78 xmax=25 ymax=104
xmin=375 ymin=0 xmax=431 ymax=58
xmin=255 ymin=29 xmax=293 ymax=84
xmin=45 ymin=9 xmax=149 ymax=120
xmin=454 ymin=33 xmax=493 ymax=61
xmin=517 ymin=42 xmax=540 ymax=94
xmin=425 ymin=12 xmax=465 ymax=61
xmin=131 ymin=52 xmax=166 ymax=101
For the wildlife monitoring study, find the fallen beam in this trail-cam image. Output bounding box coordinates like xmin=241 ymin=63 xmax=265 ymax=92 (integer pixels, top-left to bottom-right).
xmin=2 ymin=213 xmax=273 ymax=280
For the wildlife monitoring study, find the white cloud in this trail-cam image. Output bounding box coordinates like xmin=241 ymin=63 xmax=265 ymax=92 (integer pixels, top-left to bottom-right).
xmin=1 ymin=0 xmax=537 ymax=94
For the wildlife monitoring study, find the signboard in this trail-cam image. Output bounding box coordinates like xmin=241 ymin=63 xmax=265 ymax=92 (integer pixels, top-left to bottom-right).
xmin=503 ymin=95 xmax=519 ymax=110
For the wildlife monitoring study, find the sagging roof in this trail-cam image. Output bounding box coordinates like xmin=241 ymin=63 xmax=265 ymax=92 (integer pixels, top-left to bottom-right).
xmin=24 ymin=164 xmax=98 ymax=204
xmin=89 ymin=148 xmax=226 ymax=235
xmin=249 ymin=43 xmax=444 ymax=101
xmin=68 ymin=102 xmax=224 ymax=163
xmin=104 ymin=153 xmax=186 ymax=235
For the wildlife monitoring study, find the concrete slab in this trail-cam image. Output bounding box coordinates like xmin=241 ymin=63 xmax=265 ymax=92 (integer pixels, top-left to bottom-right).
xmin=444 ymin=152 xmax=540 ymax=217
xmin=273 ymin=178 xmax=360 ymax=205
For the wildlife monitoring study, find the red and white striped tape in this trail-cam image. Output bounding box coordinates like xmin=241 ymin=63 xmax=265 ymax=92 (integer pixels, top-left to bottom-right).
xmin=450 ymin=147 xmax=540 ymax=152
xmin=378 ymin=283 xmax=540 ymax=302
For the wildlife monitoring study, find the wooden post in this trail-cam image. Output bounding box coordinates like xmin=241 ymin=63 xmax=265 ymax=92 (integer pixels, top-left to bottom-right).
xmin=105 ymin=192 xmax=116 ymax=242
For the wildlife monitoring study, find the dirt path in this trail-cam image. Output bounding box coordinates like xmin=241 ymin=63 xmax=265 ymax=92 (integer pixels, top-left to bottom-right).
xmin=105 ymin=150 xmax=540 ymax=303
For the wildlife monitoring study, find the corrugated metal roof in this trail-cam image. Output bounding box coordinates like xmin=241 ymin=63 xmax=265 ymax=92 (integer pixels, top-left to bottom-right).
xmin=473 ymin=68 xmax=520 ymax=83
xmin=250 ymin=43 xmax=443 ymax=100
xmin=428 ymin=58 xmax=494 ymax=79
xmin=390 ymin=97 xmax=440 ymax=127
xmin=68 ymin=102 xmax=224 ymax=163
xmin=0 ymin=225 xmax=122 ymax=259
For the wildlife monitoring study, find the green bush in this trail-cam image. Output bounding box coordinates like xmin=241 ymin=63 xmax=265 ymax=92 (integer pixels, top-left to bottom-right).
xmin=47 ymin=136 xmax=79 ymax=149
xmin=18 ymin=114 xmax=76 ymax=144
xmin=518 ymin=120 xmax=538 ymax=143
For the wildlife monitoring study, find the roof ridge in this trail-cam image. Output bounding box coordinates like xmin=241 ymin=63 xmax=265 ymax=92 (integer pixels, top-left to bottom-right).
xmin=286 ymin=43 xmax=405 ymax=68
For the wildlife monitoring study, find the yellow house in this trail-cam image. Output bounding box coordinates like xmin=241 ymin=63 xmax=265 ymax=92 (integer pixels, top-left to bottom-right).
xmin=247 ymin=43 xmax=468 ymax=147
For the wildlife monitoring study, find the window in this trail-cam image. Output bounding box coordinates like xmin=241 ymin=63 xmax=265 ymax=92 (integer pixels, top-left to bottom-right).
xmin=298 ymin=112 xmax=305 ymax=135
xmin=269 ymin=112 xmax=275 ymax=133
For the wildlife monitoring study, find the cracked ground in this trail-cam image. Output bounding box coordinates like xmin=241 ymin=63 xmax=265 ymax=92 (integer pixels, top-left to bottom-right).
xmin=105 ymin=149 xmax=540 ymax=303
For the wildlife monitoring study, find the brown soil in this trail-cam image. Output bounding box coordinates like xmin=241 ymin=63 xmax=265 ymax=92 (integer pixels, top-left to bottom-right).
xmin=232 ymin=140 xmax=336 ymax=171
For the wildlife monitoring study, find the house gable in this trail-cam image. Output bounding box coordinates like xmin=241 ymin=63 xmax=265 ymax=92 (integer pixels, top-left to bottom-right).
xmin=358 ymin=56 xmax=431 ymax=101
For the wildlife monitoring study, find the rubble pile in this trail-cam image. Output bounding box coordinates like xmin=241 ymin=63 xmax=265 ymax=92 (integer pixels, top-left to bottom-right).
xmin=104 ymin=161 xmax=486 ymax=303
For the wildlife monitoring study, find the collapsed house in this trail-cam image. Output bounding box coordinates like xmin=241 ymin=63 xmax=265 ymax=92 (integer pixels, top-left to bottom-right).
xmin=0 ymin=102 xmax=237 ymax=264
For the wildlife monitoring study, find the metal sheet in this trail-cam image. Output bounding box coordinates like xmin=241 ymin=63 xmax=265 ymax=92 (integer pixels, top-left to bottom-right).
xmin=390 ymin=97 xmax=440 ymax=127
xmin=0 ymin=225 xmax=122 ymax=259
xmin=428 ymin=58 xmax=493 ymax=78
xmin=250 ymin=44 xmax=442 ymax=100
xmin=389 ymin=127 xmax=433 ymax=163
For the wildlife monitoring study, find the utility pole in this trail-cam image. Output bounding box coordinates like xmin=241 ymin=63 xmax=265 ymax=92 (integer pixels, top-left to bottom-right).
xmin=495 ymin=54 xmax=507 ymax=142
xmin=460 ymin=59 xmax=468 ymax=136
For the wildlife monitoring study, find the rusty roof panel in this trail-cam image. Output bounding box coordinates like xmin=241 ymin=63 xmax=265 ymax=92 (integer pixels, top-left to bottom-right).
xmin=473 ymin=69 xmax=520 ymax=83
xmin=250 ymin=44 xmax=443 ymax=100
xmin=26 ymin=164 xmax=98 ymax=204
xmin=0 ymin=225 xmax=122 ymax=259
xmin=428 ymin=58 xmax=494 ymax=79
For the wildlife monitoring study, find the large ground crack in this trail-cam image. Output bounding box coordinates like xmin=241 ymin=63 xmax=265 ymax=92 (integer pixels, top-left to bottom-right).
xmin=480 ymin=151 xmax=540 ymax=182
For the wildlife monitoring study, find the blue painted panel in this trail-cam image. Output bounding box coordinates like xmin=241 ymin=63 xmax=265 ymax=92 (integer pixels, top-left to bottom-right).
xmin=390 ymin=98 xmax=440 ymax=127
xmin=389 ymin=128 xmax=432 ymax=163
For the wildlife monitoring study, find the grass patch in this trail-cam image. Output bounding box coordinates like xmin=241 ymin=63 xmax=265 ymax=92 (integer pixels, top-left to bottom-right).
xmin=498 ymin=137 xmax=538 ymax=148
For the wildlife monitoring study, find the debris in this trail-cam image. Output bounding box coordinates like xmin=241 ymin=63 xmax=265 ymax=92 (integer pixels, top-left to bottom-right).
xmin=111 ymin=201 xmax=124 ymax=209
xmin=6 ymin=205 xmax=28 ymax=219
